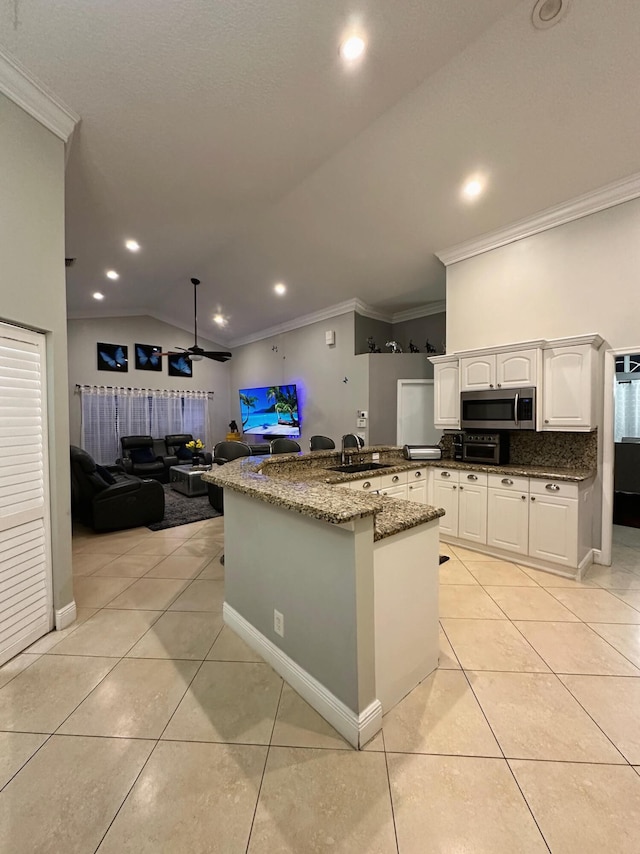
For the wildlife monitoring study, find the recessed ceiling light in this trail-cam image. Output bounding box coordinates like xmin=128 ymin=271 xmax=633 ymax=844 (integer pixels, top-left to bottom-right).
xmin=274 ymin=282 xmax=287 ymax=296
xmin=213 ymin=314 xmax=226 ymax=326
xmin=106 ymin=270 xmax=119 ymax=280
xmin=462 ymin=179 xmax=484 ymax=200
xmin=340 ymin=35 xmax=366 ymax=62
xmin=125 ymin=239 xmax=140 ymax=252
xmin=93 ymin=292 xmax=104 ymax=300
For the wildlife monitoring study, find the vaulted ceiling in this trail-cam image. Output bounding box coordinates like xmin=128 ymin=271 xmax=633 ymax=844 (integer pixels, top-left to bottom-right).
xmin=2 ymin=0 xmax=640 ymax=343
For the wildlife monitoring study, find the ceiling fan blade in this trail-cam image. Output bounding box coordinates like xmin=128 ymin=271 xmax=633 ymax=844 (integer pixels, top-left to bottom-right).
xmin=203 ymin=352 xmax=232 ymax=363
xmin=158 ymin=346 xmax=187 ymax=357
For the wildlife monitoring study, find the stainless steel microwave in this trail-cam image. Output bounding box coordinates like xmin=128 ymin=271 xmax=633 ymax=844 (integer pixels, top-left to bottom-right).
xmin=460 ymin=387 xmax=536 ymax=431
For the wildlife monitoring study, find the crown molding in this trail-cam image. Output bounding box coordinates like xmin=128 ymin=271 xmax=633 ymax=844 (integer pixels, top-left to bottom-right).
xmin=228 ymin=299 xmax=367 ymax=347
xmin=392 ymin=301 xmax=446 ymax=323
xmin=436 ymin=171 xmax=640 ymax=266
xmin=0 ymin=46 xmax=79 ymax=142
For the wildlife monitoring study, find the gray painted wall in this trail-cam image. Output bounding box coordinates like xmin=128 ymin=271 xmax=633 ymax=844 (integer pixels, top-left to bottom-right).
xmin=354 ymin=314 xmax=393 ymax=355
xmin=67 ymin=315 xmax=231 ymax=450
xmin=230 ymin=312 xmax=369 ymax=450
xmin=225 ymin=490 xmax=375 ymax=713
xmin=354 ymin=311 xmax=446 ymax=356
xmin=366 ymin=354 xmax=433 ymax=445
xmin=0 ymin=94 xmax=72 ymax=613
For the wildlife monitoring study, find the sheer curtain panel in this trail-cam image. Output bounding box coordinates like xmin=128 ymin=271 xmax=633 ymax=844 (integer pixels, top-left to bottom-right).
xmin=80 ymin=388 xmax=118 ymax=464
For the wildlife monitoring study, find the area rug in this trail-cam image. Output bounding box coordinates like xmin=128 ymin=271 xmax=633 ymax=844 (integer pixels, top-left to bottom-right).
xmin=147 ymin=484 xmax=222 ymax=531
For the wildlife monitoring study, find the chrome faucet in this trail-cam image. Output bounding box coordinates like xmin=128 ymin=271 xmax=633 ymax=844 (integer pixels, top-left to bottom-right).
xmin=341 ymin=433 xmax=359 ymax=465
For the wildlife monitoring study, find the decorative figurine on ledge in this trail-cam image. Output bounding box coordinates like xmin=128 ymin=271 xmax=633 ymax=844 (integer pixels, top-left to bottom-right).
xmin=367 ymin=336 xmax=381 ymax=353
xmin=425 ymin=339 xmax=437 ymax=354
xmin=408 ymin=340 xmax=420 ymax=353
xmin=386 ymin=341 xmax=403 ymax=353
xmin=227 ymin=419 xmax=241 ymax=442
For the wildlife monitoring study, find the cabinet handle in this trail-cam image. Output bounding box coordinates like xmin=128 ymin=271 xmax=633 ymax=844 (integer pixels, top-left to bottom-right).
xmin=467 ymin=474 xmax=478 ymax=481
xmin=363 ymin=481 xmax=371 ymax=489
xmin=501 ymin=478 xmax=513 ymax=486
xmin=441 ymin=471 xmax=451 ymax=478
xmin=382 ymin=491 xmax=387 ymax=496
xmin=497 ymin=383 xmax=502 ymax=387
xmin=459 ymin=485 xmax=464 ymax=490
xmin=415 ymin=471 xmax=422 ymax=478
xmin=489 ymin=383 xmax=494 ymax=388
xmin=544 ymin=419 xmax=549 ymax=424
xmin=521 ymin=495 xmax=526 ymax=500
xmin=409 ymin=485 xmax=413 ymax=490
xmin=392 ymin=475 xmax=399 ymax=483
xmin=531 ymin=496 xmax=536 ymax=501
xmin=453 ymin=485 xmax=457 ymax=490
xmin=545 ymin=483 xmax=560 ymax=491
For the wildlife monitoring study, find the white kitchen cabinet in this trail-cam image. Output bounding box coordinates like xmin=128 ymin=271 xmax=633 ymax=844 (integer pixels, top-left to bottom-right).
xmin=528 ymin=492 xmax=578 ymax=567
xmin=348 ymin=476 xmax=379 ymax=493
xmin=487 ymin=488 xmax=529 ymax=556
xmin=461 ymin=348 xmax=538 ymax=391
xmin=460 ymin=355 xmax=495 ymax=390
xmin=431 ymin=356 xmax=460 ymax=428
xmin=379 ymin=483 xmax=408 ymax=500
xmin=458 ymin=481 xmax=487 ymax=544
xmin=407 ymin=481 xmax=427 ymax=504
xmin=431 ymin=479 xmax=459 ymax=537
xmin=496 ymin=349 xmax=538 ymax=388
xmin=541 ymin=342 xmax=599 ymax=431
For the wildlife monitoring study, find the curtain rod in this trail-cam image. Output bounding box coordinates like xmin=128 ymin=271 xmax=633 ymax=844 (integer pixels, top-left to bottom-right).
xmin=75 ymin=384 xmax=214 ymax=397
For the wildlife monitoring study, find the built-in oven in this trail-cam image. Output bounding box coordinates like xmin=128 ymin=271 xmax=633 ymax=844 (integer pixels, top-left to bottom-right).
xmin=460 ymin=387 xmax=536 ymax=431
xmin=462 ymin=432 xmax=509 ymax=465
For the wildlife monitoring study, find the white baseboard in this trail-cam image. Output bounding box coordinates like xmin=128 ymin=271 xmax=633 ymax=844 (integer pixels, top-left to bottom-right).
xmin=55 ymin=600 xmax=77 ymax=630
xmin=223 ymin=603 xmax=382 ymax=749
xmin=592 ymin=548 xmax=605 ymax=566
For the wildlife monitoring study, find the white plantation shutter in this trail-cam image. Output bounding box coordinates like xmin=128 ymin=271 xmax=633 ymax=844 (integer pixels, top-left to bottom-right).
xmin=0 ymin=326 xmax=52 ymax=666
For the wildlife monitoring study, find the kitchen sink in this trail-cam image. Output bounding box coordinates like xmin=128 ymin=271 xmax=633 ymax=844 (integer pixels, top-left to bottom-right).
xmin=327 ymin=462 xmax=392 ymax=474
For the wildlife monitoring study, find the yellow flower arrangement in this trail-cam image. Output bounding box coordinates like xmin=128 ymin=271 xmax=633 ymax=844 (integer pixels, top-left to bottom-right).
xmin=185 ymin=438 xmax=204 ymax=453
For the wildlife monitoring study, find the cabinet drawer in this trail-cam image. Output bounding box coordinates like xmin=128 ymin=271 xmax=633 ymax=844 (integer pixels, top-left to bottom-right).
xmin=432 ymin=468 xmax=460 ymax=484
xmin=488 ymin=473 xmax=529 ymax=492
xmin=529 ymin=479 xmax=579 ymax=499
xmin=459 ymin=471 xmax=488 ymax=488
xmin=378 ymin=471 xmax=408 ymax=489
xmin=408 ymin=468 xmax=427 ymax=482
xmin=349 ymin=476 xmax=379 ymax=492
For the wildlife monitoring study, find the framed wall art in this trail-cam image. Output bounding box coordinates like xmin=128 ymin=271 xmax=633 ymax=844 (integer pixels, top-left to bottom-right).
xmin=135 ymin=343 xmax=163 ymax=371
xmin=168 ymin=353 xmax=192 ymax=378
xmin=97 ymin=342 xmax=128 ymax=372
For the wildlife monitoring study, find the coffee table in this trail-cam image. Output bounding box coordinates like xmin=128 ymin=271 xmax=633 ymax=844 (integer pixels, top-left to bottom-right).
xmin=169 ymin=464 xmax=211 ymax=497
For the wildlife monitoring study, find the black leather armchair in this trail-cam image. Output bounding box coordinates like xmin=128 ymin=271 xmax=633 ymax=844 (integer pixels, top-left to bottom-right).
xmin=270 ymin=438 xmax=301 ymax=454
xmin=118 ymin=436 xmax=169 ymax=482
xmin=165 ymin=433 xmax=212 ymax=466
xmin=310 ymin=435 xmax=335 ymax=451
xmin=70 ymin=446 xmax=165 ymax=532
xmin=208 ymin=441 xmax=252 ymax=513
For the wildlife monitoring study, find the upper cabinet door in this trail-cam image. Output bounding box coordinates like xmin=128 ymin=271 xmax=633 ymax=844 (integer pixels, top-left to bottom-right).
xmin=542 ymin=345 xmax=595 ymax=431
xmin=460 ymin=355 xmax=496 ymax=390
xmin=496 ymin=349 xmax=538 ymax=388
xmin=433 ymin=360 xmax=460 ymax=428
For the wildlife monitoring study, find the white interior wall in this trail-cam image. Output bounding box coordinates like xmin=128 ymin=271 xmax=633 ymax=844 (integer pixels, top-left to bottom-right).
xmin=446 ymin=197 xmax=640 ymax=353
xmin=0 ymin=93 xmax=72 ymax=613
xmin=67 ymin=316 xmax=231 ymax=450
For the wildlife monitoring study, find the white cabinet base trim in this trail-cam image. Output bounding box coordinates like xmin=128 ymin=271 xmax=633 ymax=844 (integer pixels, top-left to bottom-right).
xmin=223 ymin=603 xmax=382 ymax=750
xmin=441 ymin=536 xmax=594 ymax=581
xmin=55 ymin=600 xmax=77 ymax=630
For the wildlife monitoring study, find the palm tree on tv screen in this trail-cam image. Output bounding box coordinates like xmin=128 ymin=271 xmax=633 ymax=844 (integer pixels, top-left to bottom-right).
xmin=267 ymin=386 xmax=299 ymax=426
xmin=239 ymin=393 xmax=258 ymax=428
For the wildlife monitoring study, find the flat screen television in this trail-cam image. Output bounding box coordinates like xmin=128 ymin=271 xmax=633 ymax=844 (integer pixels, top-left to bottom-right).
xmin=238 ymin=384 xmax=300 ymax=437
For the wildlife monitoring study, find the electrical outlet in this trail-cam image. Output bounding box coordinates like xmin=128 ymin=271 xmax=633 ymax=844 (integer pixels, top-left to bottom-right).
xmin=274 ymin=609 xmax=284 ymax=637
xmin=372 ymin=452 xmax=380 ymax=461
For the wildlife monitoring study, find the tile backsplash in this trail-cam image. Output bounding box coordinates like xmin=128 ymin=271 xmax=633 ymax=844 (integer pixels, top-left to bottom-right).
xmin=440 ymin=430 xmax=597 ymax=470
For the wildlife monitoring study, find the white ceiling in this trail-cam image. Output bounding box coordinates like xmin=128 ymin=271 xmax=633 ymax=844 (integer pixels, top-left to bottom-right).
xmin=2 ymin=0 xmax=640 ymax=344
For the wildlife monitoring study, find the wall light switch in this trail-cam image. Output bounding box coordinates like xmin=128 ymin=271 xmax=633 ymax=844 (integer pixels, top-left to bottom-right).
xmin=325 ymin=330 xmax=335 ymax=346
xmin=357 ymin=418 xmax=367 ymax=428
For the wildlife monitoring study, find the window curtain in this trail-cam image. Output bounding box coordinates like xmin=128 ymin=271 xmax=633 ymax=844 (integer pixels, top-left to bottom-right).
xmin=80 ymin=387 xmax=119 ymax=464
xmin=614 ymin=381 xmax=640 ymax=442
xmin=79 ymin=386 xmax=212 ymax=464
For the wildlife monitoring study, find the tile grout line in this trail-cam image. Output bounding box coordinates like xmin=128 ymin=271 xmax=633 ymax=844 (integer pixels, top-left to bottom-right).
xmin=380 ymin=729 xmax=401 ymax=854
xmin=244 ymin=679 xmax=286 ymax=854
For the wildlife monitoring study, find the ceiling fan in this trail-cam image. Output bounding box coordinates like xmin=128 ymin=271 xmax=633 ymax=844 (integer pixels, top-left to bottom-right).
xmin=161 ymin=278 xmax=232 ymax=363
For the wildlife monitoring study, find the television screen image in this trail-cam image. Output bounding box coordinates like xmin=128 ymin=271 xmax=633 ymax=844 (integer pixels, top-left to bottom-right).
xmin=239 ymin=385 xmax=300 ymax=437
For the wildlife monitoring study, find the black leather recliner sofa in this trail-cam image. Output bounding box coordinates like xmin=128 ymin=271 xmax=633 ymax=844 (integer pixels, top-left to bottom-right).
xmin=117 ymin=435 xmax=172 ymax=482
xmin=70 ymin=445 xmax=165 ymax=532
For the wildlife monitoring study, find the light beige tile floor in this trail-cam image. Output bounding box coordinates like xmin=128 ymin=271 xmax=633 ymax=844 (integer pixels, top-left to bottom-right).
xmin=1 ymin=520 xmax=640 ymax=853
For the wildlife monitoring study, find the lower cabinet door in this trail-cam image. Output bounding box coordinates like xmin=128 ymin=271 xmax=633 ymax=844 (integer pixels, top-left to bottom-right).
xmin=487 ymin=489 xmax=529 ymax=555
xmin=432 ymin=481 xmax=459 ymax=537
xmin=458 ymin=484 xmax=487 ymax=544
xmin=407 ymin=482 xmax=427 ymax=504
xmin=529 ymin=494 xmax=578 ymax=567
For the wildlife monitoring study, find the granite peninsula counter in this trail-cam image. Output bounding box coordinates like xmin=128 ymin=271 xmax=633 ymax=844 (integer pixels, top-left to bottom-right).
xmin=202 ymin=449 xmax=446 ymax=748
